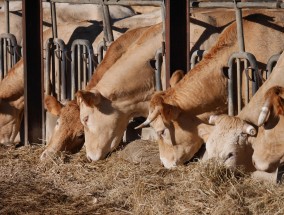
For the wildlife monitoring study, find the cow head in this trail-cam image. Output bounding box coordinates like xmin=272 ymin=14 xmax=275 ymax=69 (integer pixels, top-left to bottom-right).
xmin=76 ymin=89 xmax=130 ymax=161
xmin=136 ymin=92 xmax=205 ymax=169
xmin=252 ymin=86 xmax=284 ymax=172
xmin=40 ymin=95 xmax=84 ymax=160
xmin=204 ymin=114 xmax=256 ymax=172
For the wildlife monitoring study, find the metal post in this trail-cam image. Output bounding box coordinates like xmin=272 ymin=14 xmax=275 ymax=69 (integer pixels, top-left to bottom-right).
xmin=50 ymin=2 xmax=58 ymax=38
xmin=23 ymin=0 xmax=44 ymax=145
xmin=102 ymin=4 xmax=114 ymax=42
xmin=4 ymin=0 xmax=10 ymax=33
xmin=234 ymin=1 xmax=245 ymax=52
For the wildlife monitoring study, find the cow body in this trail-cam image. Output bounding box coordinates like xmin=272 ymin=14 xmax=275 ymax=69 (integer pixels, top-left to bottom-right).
xmin=141 ymin=13 xmax=284 ymax=169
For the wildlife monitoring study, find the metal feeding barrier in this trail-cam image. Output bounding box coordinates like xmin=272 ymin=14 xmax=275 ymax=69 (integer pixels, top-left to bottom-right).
xmin=44 ymin=38 xmax=68 ymax=101
xmin=0 ymin=33 xmax=20 ymax=80
xmin=71 ymin=39 xmax=96 ymax=100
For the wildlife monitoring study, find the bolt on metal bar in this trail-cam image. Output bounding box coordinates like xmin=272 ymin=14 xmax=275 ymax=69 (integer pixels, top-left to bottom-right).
xmin=228 ymin=52 xmax=258 ymax=116
xmin=71 ymin=39 xmax=95 ymax=99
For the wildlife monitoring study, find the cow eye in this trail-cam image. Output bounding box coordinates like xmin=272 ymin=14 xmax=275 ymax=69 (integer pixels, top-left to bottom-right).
xmin=77 ymin=132 xmax=84 ymax=139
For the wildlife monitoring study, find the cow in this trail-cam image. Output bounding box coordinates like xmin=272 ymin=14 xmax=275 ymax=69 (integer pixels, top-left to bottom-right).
xmin=203 ymin=52 xmax=284 ymax=175
xmin=137 ymin=13 xmax=284 ymax=169
xmin=75 ymin=23 xmax=163 ymax=161
xmin=41 ymin=24 xmax=153 ymax=159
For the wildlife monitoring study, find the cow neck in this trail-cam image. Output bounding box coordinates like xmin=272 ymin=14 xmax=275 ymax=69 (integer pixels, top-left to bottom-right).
xmin=95 ymin=24 xmax=162 ymax=106
xmin=238 ymin=54 xmax=284 ymax=125
xmin=163 ymin=22 xmax=240 ymax=115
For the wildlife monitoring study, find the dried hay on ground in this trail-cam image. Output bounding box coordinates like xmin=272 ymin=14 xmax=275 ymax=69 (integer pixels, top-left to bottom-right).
xmin=0 ymin=140 xmax=283 ymax=214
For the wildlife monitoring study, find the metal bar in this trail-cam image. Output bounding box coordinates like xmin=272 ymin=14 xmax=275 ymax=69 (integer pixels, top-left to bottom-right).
xmin=50 ymin=2 xmax=58 ymax=38
xmin=228 ymin=52 xmax=258 ymax=116
xmin=23 ymin=0 xmax=44 ymax=145
xmin=190 ymin=1 xmax=284 ymax=9
xmin=102 ymin=4 xmax=114 ymax=42
xmin=77 ymin=45 xmax=81 ymax=90
xmin=45 ymin=38 xmax=52 ymax=96
xmin=0 ymin=40 xmax=3 ymax=80
xmin=266 ymin=53 xmax=281 ymax=76
xmin=97 ymin=41 xmax=105 ymax=63
xmin=236 ymin=58 xmax=241 ymax=113
xmin=5 ymin=0 xmax=10 ymax=33
xmin=235 ymin=5 xmax=245 ymax=52
xmin=190 ymin=49 xmax=206 ymax=69
xmin=155 ymin=48 xmax=163 ymax=91
xmin=48 ymin=0 xmax=163 ymax=6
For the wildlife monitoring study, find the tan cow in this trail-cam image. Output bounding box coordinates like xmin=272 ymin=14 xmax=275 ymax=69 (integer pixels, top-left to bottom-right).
xmin=75 ymin=23 xmax=163 ymax=161
xmin=41 ymin=25 xmax=153 ymax=159
xmin=204 ymin=52 xmax=284 ymax=175
xmin=138 ymin=13 xmax=284 ymax=169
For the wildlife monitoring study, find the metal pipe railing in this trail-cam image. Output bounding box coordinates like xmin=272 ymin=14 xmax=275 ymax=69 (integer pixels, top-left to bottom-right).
xmin=155 ymin=47 xmax=163 ymax=91
xmin=190 ymin=1 xmax=284 ymax=9
xmin=5 ymin=0 xmax=10 ymax=33
xmin=71 ymin=39 xmax=95 ymax=99
xmin=228 ymin=52 xmax=259 ymax=116
xmin=190 ymin=49 xmax=206 ymax=69
xmin=47 ymin=0 xmax=163 ymax=6
xmin=102 ymin=4 xmax=114 ymax=43
xmin=266 ymin=53 xmax=281 ymax=77
xmin=0 ymin=33 xmax=19 ymax=80
xmin=45 ymin=38 xmax=67 ymax=101
xmin=50 ymin=2 xmax=58 ymax=38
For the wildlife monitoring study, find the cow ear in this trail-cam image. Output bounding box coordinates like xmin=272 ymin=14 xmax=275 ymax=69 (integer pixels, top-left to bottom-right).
xmin=76 ymin=89 xmax=101 ymax=107
xmin=170 ymin=70 xmax=184 ymax=87
xmin=44 ymin=95 xmax=63 ymax=116
xmin=198 ymin=123 xmax=214 ymax=142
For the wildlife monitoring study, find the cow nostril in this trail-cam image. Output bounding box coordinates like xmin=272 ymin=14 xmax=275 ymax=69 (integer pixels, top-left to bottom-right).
xmin=226 ymin=152 xmax=234 ymax=161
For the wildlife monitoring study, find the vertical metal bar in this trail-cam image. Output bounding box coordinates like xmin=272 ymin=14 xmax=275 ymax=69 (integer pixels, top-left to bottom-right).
xmin=0 ymin=40 xmax=3 ymax=80
xmin=165 ymin=0 xmax=187 ymax=88
xmin=5 ymin=0 xmax=10 ymax=33
xmin=83 ymin=46 xmax=87 ymax=89
xmin=77 ymin=45 xmax=81 ymax=90
xmin=45 ymin=39 xmax=51 ymax=95
xmin=55 ymin=45 xmax=60 ymax=99
xmin=61 ymin=47 xmax=66 ymax=101
xmin=71 ymin=45 xmax=76 ymax=99
xmin=102 ymin=4 xmax=114 ymax=42
xmin=186 ymin=0 xmax=191 ymax=72
xmin=237 ymin=59 xmax=241 ymax=113
xmin=244 ymin=60 xmax=249 ymax=105
xmin=3 ymin=39 xmax=7 ymax=76
xmin=235 ymin=5 xmax=245 ymax=52
xmin=50 ymin=2 xmax=58 ymax=38
xmin=23 ymin=0 xmax=44 ymax=145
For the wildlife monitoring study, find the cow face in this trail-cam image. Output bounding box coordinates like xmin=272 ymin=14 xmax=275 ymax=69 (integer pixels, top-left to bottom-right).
xmin=0 ymin=96 xmax=24 ymax=144
xmin=40 ymin=96 xmax=84 ymax=160
xmin=137 ymin=93 xmax=204 ymax=169
xmin=205 ymin=115 xmax=256 ymax=172
xmin=251 ymin=86 xmax=284 ymax=172
xmin=77 ymin=90 xmax=129 ymax=161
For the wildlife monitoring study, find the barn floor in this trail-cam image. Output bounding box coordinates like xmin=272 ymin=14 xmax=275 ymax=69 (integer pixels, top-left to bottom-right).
xmin=0 ymin=140 xmax=283 ymax=215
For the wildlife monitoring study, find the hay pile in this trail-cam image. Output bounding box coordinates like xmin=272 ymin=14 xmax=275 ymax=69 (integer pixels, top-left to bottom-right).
xmin=0 ymin=140 xmax=283 ymax=214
